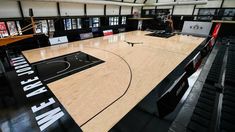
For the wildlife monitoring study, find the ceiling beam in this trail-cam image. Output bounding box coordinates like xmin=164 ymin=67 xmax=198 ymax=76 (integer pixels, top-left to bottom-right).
xmin=20 ymin=0 xmax=207 ymax=7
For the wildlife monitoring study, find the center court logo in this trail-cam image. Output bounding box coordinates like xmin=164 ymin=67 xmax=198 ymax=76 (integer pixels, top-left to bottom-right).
xmin=190 ymin=24 xmax=203 ymax=30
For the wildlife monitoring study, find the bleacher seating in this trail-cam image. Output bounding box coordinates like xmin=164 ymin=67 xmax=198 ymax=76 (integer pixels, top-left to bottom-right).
xmin=205 ymin=45 xmax=226 ymax=85
xmin=187 ymin=44 xmax=226 ymax=132
xmin=187 ymin=36 xmax=235 ymax=132
xmin=220 ymin=39 xmax=235 ymax=132
xmin=187 ymin=84 xmax=217 ymax=132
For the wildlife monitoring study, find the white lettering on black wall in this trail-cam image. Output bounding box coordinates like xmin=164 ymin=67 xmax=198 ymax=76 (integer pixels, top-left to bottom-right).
xmin=35 ymin=107 xmax=64 ymax=131
xmin=11 ymin=56 xmax=65 ymax=131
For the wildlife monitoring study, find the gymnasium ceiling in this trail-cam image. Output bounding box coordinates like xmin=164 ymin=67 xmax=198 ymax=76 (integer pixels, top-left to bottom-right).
xmin=15 ymin=0 xmax=207 ymax=7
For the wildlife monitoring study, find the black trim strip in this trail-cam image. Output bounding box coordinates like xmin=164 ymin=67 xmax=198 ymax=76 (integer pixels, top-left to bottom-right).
xmin=192 ymin=5 xmax=197 ymax=16
xmin=171 ymin=7 xmax=174 ymax=15
xmin=220 ymin=0 xmax=225 ymax=8
xmin=155 ymin=0 xmax=158 ymax=10
xmin=104 ymin=5 xmax=106 ymax=16
xmin=192 ymin=0 xmax=197 ymax=16
xmin=131 ymin=6 xmax=134 ymax=14
xmin=46 ymin=19 xmax=50 ymax=35
xmin=14 ymin=21 xmax=20 ymax=34
xmin=5 ymin=21 xmax=10 ymax=35
xmin=141 ymin=0 xmax=148 ymax=11
xmin=18 ymin=1 xmax=24 ymax=18
xmin=57 ymin=2 xmax=61 ymax=16
xmin=84 ymin=4 xmax=87 ymax=16
xmin=171 ymin=0 xmax=176 ymax=15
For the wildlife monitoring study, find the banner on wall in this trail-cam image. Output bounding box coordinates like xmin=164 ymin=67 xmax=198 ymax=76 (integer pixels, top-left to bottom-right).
xmin=0 ymin=22 xmax=8 ymax=37
xmin=7 ymin=21 xmax=17 ymax=35
xmin=212 ymin=23 xmax=221 ymax=39
xmin=181 ymin=21 xmax=212 ymax=37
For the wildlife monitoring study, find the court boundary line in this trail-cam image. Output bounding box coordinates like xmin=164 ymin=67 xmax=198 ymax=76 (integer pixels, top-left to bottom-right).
xmin=80 ymin=46 xmax=133 ymax=127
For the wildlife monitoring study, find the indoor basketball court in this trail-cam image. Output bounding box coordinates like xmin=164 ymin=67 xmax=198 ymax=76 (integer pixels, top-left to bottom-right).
xmin=0 ymin=0 xmax=235 ymax=132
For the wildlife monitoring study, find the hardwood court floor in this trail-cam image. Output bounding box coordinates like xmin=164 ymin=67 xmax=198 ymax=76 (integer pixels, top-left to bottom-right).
xmin=23 ymin=31 xmax=205 ymax=131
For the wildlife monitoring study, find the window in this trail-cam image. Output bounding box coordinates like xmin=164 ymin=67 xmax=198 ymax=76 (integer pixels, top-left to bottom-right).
xmin=7 ymin=21 xmax=17 ymax=36
xmin=0 ymin=21 xmax=22 ymax=37
xmin=71 ymin=18 xmax=82 ymax=29
xmin=197 ymin=16 xmax=213 ymax=21
xmin=77 ymin=18 xmax=82 ymax=29
xmin=198 ymin=9 xmax=216 ymax=16
xmin=145 ymin=10 xmax=149 ymax=15
xmin=0 ymin=22 xmax=8 ymax=38
xmin=41 ymin=20 xmax=48 ymax=34
xmin=222 ymin=9 xmax=235 ymax=21
xmin=151 ymin=10 xmax=155 ymax=15
xmin=156 ymin=9 xmax=170 ymax=18
xmin=35 ymin=20 xmax=54 ymax=36
xmin=223 ymin=9 xmax=235 ymax=16
xmin=64 ymin=19 xmax=72 ymax=30
xmin=16 ymin=21 xmax=22 ymax=35
xmin=48 ymin=20 xmax=55 ymax=32
xmin=197 ymin=9 xmax=217 ymax=21
xmin=121 ymin=16 xmax=126 ymax=25
xmin=35 ymin=20 xmax=48 ymax=35
xmin=89 ymin=17 xmax=100 ymax=28
xmin=109 ymin=17 xmax=119 ymax=26
xmin=64 ymin=18 xmax=81 ymax=30
xmin=72 ymin=19 xmax=77 ymax=29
